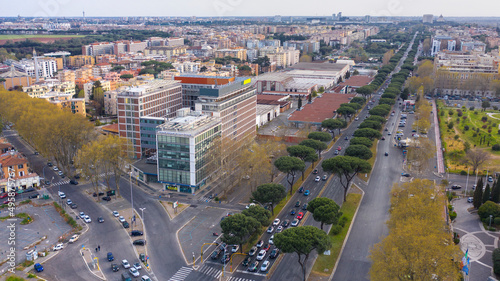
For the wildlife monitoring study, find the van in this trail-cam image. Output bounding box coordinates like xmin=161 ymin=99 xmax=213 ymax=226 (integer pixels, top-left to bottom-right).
xmin=58 ymin=191 xmax=66 ymax=199
xmin=121 ymin=272 xmax=132 ymax=281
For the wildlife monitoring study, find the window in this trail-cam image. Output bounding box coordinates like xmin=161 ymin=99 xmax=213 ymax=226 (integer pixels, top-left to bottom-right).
xmin=18 ymin=164 xmax=24 ymax=169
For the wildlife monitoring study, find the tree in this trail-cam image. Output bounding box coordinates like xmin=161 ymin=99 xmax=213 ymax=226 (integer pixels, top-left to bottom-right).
xmin=321 ymin=118 xmax=344 ymax=138
xmin=345 ymin=145 xmax=373 ymax=160
xmin=287 ymin=145 xmax=317 ymax=163
xmin=274 ymin=156 xmax=305 ymax=195
xmin=416 ymin=60 xmax=434 ymax=77
xmin=370 ymin=180 xmax=461 ymax=281
xmin=220 ymin=214 xmax=260 ymax=253
xmin=200 ymin=66 xmax=207 ymax=72
xmin=406 ymin=138 xmax=435 ymax=174
xmin=350 ymin=137 xmax=373 ymax=148
xmin=477 ymin=200 xmax=500 ymax=220
xmin=336 ymin=106 xmax=355 ymax=121
xmin=369 ymin=107 xmax=389 ymax=117
xmin=274 ymin=226 xmax=332 ymax=281
xmin=356 ymin=85 xmax=374 ymax=99
xmin=322 ymin=156 xmax=371 ymax=202
xmin=463 ymin=149 xmax=491 ymax=173
xmin=365 ymin=115 xmax=386 ymax=124
xmin=491 ymin=180 xmax=500 ymax=203
xmin=100 ymin=134 xmax=132 ymax=197
xmin=307 ymin=197 xmax=341 ymax=230
xmin=378 ymin=98 xmax=395 ymax=106
xmin=353 ymin=128 xmax=381 ymax=140
xmin=120 ymin=74 xmax=133 ymax=80
xmin=298 ymin=96 xmax=303 ymax=110
xmin=359 ymin=120 xmax=382 ymax=130
xmin=482 ymin=100 xmax=491 ymax=111
xmin=111 ymin=65 xmax=125 ymax=72
xmin=251 ymin=184 xmax=286 ymax=215
xmin=350 ymin=97 xmax=366 ymax=105
xmin=300 ymin=139 xmax=327 ymax=159
xmin=483 ymin=184 xmax=491 ymax=204
xmin=473 ymin=177 xmax=484 ymax=209
xmin=242 ymin=205 xmax=271 ymax=227
xmin=307 ymin=132 xmax=332 ymax=142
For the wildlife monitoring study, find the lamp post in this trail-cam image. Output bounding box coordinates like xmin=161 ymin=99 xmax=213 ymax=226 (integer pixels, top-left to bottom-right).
xmin=139 ymin=208 xmax=146 ymax=224
xmin=490 ymin=215 xmax=493 ymax=228
xmin=130 ymin=172 xmax=134 ymax=231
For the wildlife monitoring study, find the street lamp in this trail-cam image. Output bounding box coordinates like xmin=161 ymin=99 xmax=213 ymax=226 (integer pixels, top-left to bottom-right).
xmin=490 ymin=215 xmax=493 ymax=228
xmin=139 ymin=208 xmax=146 ymax=224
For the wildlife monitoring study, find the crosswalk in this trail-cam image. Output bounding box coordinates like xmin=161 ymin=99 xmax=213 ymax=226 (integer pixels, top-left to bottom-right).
xmin=198 ymin=195 xmax=214 ymax=203
xmin=168 ymin=266 xmax=193 ymax=281
xmin=198 ymin=264 xmax=222 ymax=279
xmin=227 ymin=277 xmax=256 ymax=281
xmin=52 ymin=180 xmax=69 ymax=186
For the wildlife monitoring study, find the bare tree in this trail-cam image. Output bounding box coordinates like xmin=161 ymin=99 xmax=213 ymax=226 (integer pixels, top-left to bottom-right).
xmin=406 ymin=138 xmax=435 ymax=174
xmin=462 ymin=149 xmax=491 ymax=173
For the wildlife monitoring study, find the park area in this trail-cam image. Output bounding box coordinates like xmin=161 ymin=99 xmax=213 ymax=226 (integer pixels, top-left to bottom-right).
xmin=437 ymin=101 xmax=500 ymax=174
xmin=0 ymin=34 xmax=85 ymax=45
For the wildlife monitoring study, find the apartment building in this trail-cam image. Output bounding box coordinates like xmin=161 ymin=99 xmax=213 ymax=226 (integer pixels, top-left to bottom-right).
xmin=117 ymin=80 xmax=183 ymax=158
xmin=68 ymin=55 xmax=95 ymax=68
xmin=214 ymin=48 xmax=247 ymax=61
xmin=23 ymin=81 xmax=76 ymax=98
xmin=57 ymin=70 xmax=76 ymax=84
xmin=82 ymin=42 xmax=115 ymax=56
xmin=143 ymin=46 xmax=187 ymax=59
xmin=0 ymin=150 xmax=40 ymax=192
xmin=0 ymin=66 xmax=34 ymax=90
xmin=156 ymin=109 xmax=221 ymax=194
xmin=174 ymin=75 xmax=235 ymax=110
xmin=283 ymin=41 xmax=320 ymax=54
xmin=6 ymin=57 xmax=58 ymax=79
xmin=37 ymin=94 xmax=86 ymax=116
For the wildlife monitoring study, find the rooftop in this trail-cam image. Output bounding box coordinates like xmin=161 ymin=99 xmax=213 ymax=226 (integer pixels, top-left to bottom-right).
xmin=157 ymin=110 xmax=220 ymax=136
xmin=339 ymin=75 xmax=374 ymax=88
xmin=288 ymin=93 xmax=355 ymax=124
xmin=289 ymin=62 xmax=348 ymax=71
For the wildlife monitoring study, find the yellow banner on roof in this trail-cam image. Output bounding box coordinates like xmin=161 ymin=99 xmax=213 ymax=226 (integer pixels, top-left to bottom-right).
xmin=243 ymin=78 xmax=251 ymax=85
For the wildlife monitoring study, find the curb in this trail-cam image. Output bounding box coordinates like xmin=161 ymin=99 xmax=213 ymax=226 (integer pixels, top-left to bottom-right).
xmin=176 ymin=216 xmax=197 ymax=266
xmin=79 ymin=248 xmax=106 ymax=281
xmin=328 ymin=183 xmax=365 ymax=281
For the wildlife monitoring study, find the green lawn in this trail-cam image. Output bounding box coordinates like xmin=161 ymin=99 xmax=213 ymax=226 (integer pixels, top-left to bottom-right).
xmin=0 ymin=34 xmax=85 ymax=40
xmin=310 ymin=192 xmax=362 ymax=276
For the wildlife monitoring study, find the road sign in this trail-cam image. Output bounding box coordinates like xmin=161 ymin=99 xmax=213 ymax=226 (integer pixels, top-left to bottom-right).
xmin=173 ymin=201 xmax=178 ymax=208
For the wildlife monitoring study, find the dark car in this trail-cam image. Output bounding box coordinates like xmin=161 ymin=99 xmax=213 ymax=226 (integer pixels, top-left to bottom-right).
xmin=74 ymin=174 xmax=80 ymax=179
xmin=70 ymin=203 xmax=78 ymax=209
xmin=107 ymin=252 xmax=114 ymax=261
xmin=384 ymin=152 xmax=389 ymax=156
xmin=290 ymin=209 xmax=296 ymax=216
xmin=70 ymin=179 xmax=78 ymax=185
xmin=98 ymin=192 xmax=105 ymax=196
xmin=302 ymin=203 xmax=308 ymax=210
xmin=282 ymin=219 xmax=290 ymax=227
xmin=270 ymin=248 xmax=280 ymax=259
xmin=25 ymin=187 xmax=35 ymax=193
xmin=248 ymin=261 xmax=259 ymax=272
xmin=298 ymin=187 xmax=304 ymax=193
xmin=28 ymin=193 xmax=39 ymax=199
xmin=112 ymin=263 xmax=119 ymax=272
xmin=295 ymin=201 xmax=301 ymax=208
xmin=312 ymin=169 xmax=318 ymax=174
xmin=34 ymin=263 xmax=43 ymax=272
xmin=92 ymin=192 xmax=98 ymax=197
xmin=98 ymin=216 xmax=104 ymax=223
xmin=211 ymin=250 xmax=219 ymax=260
xmin=122 ymin=221 xmax=130 ymax=228
xmin=262 ymin=244 xmax=270 ymax=251
xmin=220 ymin=254 xmax=230 ymax=264
xmin=102 ymin=196 xmax=111 ymax=201
xmin=47 ymin=162 xmax=53 ymax=167
xmin=45 ymin=180 xmax=50 ymax=185
xmin=133 ymin=239 xmax=146 ymax=246
xmin=451 ymin=185 xmax=462 ymax=190
xmin=34 ymin=151 xmax=39 ymax=155
xmin=242 ymin=256 xmax=251 ymax=266
xmin=401 ymin=173 xmax=411 ymax=177
xmin=131 ymin=230 xmax=143 ymax=236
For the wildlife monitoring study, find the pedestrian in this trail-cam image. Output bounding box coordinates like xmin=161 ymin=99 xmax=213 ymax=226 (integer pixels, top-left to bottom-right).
xmin=98 ymin=245 xmax=100 ymax=251
xmin=95 ymin=247 xmax=97 ymax=252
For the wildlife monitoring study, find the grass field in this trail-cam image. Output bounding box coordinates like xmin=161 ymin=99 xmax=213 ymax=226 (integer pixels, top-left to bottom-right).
xmin=0 ymin=34 xmax=85 ymax=40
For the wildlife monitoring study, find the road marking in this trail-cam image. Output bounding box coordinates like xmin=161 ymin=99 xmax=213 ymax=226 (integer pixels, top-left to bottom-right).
xmin=168 ymin=266 xmax=193 ymax=281
xmin=235 ymin=269 xmax=266 ymax=276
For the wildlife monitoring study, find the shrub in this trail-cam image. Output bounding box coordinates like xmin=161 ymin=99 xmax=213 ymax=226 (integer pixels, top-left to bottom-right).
xmin=482 ymin=125 xmax=488 ymax=129
xmin=448 ymin=109 xmax=454 ymax=116
xmin=474 ymin=111 xmax=478 ymax=115
xmin=330 ymin=225 xmax=343 ymax=235
xmin=460 ymin=170 xmax=467 ymax=175
xmin=490 ymin=227 xmax=497 ymax=231
xmin=448 ymin=204 xmax=453 ymax=212
xmin=339 ymin=216 xmax=348 ymax=227
xmin=440 ymin=111 xmax=444 ymax=116
xmin=482 ymin=116 xmax=488 ymax=122
xmin=448 ymin=122 xmax=454 ymax=129
xmin=492 ymin=144 xmax=500 ymax=151
xmin=494 ymin=217 xmax=500 ymax=226
xmin=450 ymin=211 xmax=457 ymax=221
xmin=454 ymin=135 xmax=459 ymax=140
xmin=494 ymin=106 xmax=499 ymax=110
xmin=470 ymin=106 xmax=475 ymax=111
xmin=464 ymin=125 xmax=469 ymax=131
xmin=478 ymin=201 xmax=500 ymax=220
xmin=453 ymin=238 xmax=460 ymax=244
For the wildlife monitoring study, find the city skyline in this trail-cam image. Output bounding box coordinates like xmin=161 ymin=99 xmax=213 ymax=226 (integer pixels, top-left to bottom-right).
xmin=2 ymin=0 xmax=500 ymax=18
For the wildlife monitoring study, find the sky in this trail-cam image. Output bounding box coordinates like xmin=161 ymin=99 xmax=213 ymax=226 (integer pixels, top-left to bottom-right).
xmin=2 ymin=0 xmax=500 ymax=18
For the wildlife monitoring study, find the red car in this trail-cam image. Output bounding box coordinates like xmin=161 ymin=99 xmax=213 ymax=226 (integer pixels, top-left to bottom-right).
xmin=0 ymin=193 xmax=8 ymax=199
xmin=297 ymin=212 xmax=304 ymax=220
xmin=337 ymin=146 xmax=341 ymax=151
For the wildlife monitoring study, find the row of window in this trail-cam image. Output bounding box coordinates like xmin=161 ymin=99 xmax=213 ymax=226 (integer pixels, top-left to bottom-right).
xmin=158 ymin=169 xmax=190 ymax=185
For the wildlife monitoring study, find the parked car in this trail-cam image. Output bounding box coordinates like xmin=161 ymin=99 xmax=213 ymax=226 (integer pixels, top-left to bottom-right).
xmin=66 ymin=199 xmax=72 ymax=205
xmin=401 ymin=173 xmax=411 ymax=177
xmin=113 ymin=211 xmax=119 ymax=217
xmin=133 ymin=262 xmax=142 ymax=270
xmin=112 ymin=263 xmax=119 ymax=272
xmin=451 ymin=185 xmax=462 ymax=190
xmin=467 ymin=197 xmax=474 ymax=203
xmin=53 ymin=166 xmax=59 ymax=171
xmin=34 ymin=263 xmax=44 ymax=272
xmin=58 ymin=191 xmax=66 ymax=199
xmin=140 ymin=276 xmax=152 ymax=281
xmin=119 ymin=216 xmax=126 ymax=223
xmin=220 ymin=254 xmax=230 ymax=264
xmin=133 ymin=239 xmax=146 ymax=246
xmin=53 ymin=243 xmax=64 ymax=251
xmin=58 ymin=171 xmax=64 ymax=177
xmin=231 ymin=245 xmax=239 ymax=253
xmin=245 ymin=203 xmax=256 ymax=209
xmin=131 ymin=230 xmax=143 ymax=236
xmin=29 ymin=193 xmax=39 ymax=199
xmin=122 ymin=260 xmax=131 ymax=269
xmin=83 ymin=215 xmax=91 ymax=223
xmin=211 ymin=250 xmax=219 ymax=260
xmin=129 ymin=268 xmax=140 ymax=277
xmin=98 ymin=216 xmax=104 ymax=223
xmin=102 ymin=196 xmax=111 ymax=201
xmin=70 ymin=179 xmax=78 ymax=185
xmin=47 ymin=162 xmax=53 ymax=167
xmin=79 ymin=211 xmax=85 ymax=219
xmin=384 ymin=152 xmax=389 ymax=156
xmin=107 ymin=252 xmax=114 ymax=261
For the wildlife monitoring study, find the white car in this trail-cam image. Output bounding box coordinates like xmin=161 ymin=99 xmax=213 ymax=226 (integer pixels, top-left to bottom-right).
xmin=112 ymin=211 xmax=119 ymax=217
xmin=53 ymin=166 xmax=59 ymax=171
xmin=269 ymin=235 xmax=274 ymax=245
xmin=246 ymin=203 xmax=256 ymax=209
xmin=58 ymin=191 xmax=66 ymax=199
xmin=58 ymin=171 xmax=64 ymax=176
xmin=83 ymin=215 xmax=91 ymax=223
xmin=133 ymin=262 xmax=142 ymax=270
xmin=267 ymin=226 xmax=274 ymax=233
xmin=141 ymin=276 xmax=152 ymax=281
xmin=129 ymin=267 xmax=140 ymax=277
xmin=256 ymin=250 xmax=266 ymax=261
xmin=291 ymin=218 xmax=299 ymax=227
xmin=69 ymin=234 xmax=79 ymax=243
xmin=315 ymin=176 xmax=321 ymax=182
xmin=260 ymin=260 xmax=270 ymax=272
xmin=118 ymin=216 xmax=126 ymax=223
xmin=66 ymin=199 xmax=72 ymax=205
xmin=122 ymin=259 xmax=130 ymax=268
xmin=79 ymin=211 xmax=85 ymax=219
xmin=272 ymin=218 xmax=280 ymax=226
xmin=53 ymin=243 xmax=64 ymax=251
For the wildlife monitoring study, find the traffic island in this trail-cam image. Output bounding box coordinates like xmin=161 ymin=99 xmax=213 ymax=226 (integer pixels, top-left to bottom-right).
xmin=80 ymin=248 xmax=105 ymax=280
xmin=160 ymin=200 xmax=189 ymax=220
xmin=308 ymin=185 xmax=363 ymax=280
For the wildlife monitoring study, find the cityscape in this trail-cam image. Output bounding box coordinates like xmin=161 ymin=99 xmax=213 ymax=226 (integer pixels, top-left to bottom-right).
xmin=0 ymin=4 xmax=500 ymax=281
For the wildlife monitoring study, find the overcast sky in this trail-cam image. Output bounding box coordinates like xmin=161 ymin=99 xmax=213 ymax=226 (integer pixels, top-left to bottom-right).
xmin=2 ymin=0 xmax=500 ymax=18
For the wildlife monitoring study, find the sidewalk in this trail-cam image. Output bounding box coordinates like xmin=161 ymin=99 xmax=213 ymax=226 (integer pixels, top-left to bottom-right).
xmin=80 ymin=248 xmax=105 ymax=280
xmin=432 ymin=100 xmax=445 ymax=174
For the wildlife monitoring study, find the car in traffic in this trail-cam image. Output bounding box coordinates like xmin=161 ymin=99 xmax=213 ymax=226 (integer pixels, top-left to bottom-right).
xmin=129 ymin=267 xmax=140 ymax=277
xmin=401 ymin=173 xmax=411 ymax=177
xmin=337 ymin=146 xmax=341 ymax=151
xmin=260 ymin=260 xmax=270 ymax=272
xmin=290 ymin=209 xmax=296 ymax=215
xmin=58 ymin=191 xmax=66 ymax=199
xmin=122 ymin=260 xmax=131 ymax=268
xmin=140 ymin=276 xmax=152 ymax=281
xmin=131 ymin=230 xmax=143 ymax=236
xmin=276 ymin=226 xmax=283 ymax=233
xmin=134 ymin=262 xmax=142 ymax=270
xmin=242 ymin=256 xmax=251 ymax=266
xmin=249 ymin=246 xmax=258 ymax=256
xmin=295 ymin=201 xmax=301 ymax=208
xmin=248 ymin=261 xmax=259 ymax=272
xmin=334 ymin=150 xmax=339 ymax=155
xmin=322 ymin=175 xmax=327 ymax=181
xmin=58 ymin=171 xmax=64 ymax=177
xmin=34 ymin=263 xmax=44 ymax=272
xmin=66 ymin=199 xmax=72 ymax=205
xmin=70 ymin=179 xmax=78 ymax=185
xmin=385 ymin=152 xmax=389 ymax=156
xmin=298 ymin=186 xmax=304 ymax=193
xmin=220 ymin=253 xmax=230 ymax=264
xmin=467 ymin=197 xmax=474 ymax=203
xmin=69 ymin=234 xmax=79 ymax=243
xmin=133 ymin=239 xmax=146 ymax=246
xmin=302 ymin=203 xmax=308 ymax=210
xmin=107 ymin=252 xmax=114 ymax=261
xmin=269 ymin=235 xmax=274 ymax=245
xmin=297 ymin=212 xmax=304 ymax=220
xmin=281 ymin=219 xmax=290 ymax=227
xmin=451 ymin=185 xmax=462 ymax=190
xmin=53 ymin=243 xmax=64 ymax=251
xmin=256 ymin=240 xmax=264 ymax=248
xmin=112 ymin=263 xmax=119 ymax=272
xmin=245 ymin=203 xmax=256 ymax=209
xmin=315 ymin=176 xmax=321 ymax=182
xmin=312 ymin=169 xmax=318 ymax=174
xmin=270 ymin=248 xmax=280 ymax=259
xmin=267 ymin=226 xmax=274 ymax=233
xmin=291 ymin=218 xmax=299 ymax=227
xmin=83 ymin=215 xmax=91 ymax=223
xmin=273 ymin=218 xmax=280 ymax=226
xmin=263 ymin=243 xmax=270 ymax=251
xmin=304 ymin=190 xmax=310 ymax=196
xmin=256 ymin=250 xmax=266 ymax=261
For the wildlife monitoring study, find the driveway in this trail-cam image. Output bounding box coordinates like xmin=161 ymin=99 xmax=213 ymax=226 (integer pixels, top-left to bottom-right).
xmin=453 ymin=197 xmax=497 ymax=281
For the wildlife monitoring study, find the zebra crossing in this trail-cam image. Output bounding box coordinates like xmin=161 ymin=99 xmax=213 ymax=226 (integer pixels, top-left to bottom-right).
xmin=52 ymin=180 xmax=69 ymax=186
xmin=168 ymin=266 xmax=193 ymax=281
xmin=227 ymin=277 xmax=256 ymax=281
xmin=198 ymin=264 xmax=222 ymax=279
xmin=198 ymin=195 xmax=214 ymax=203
